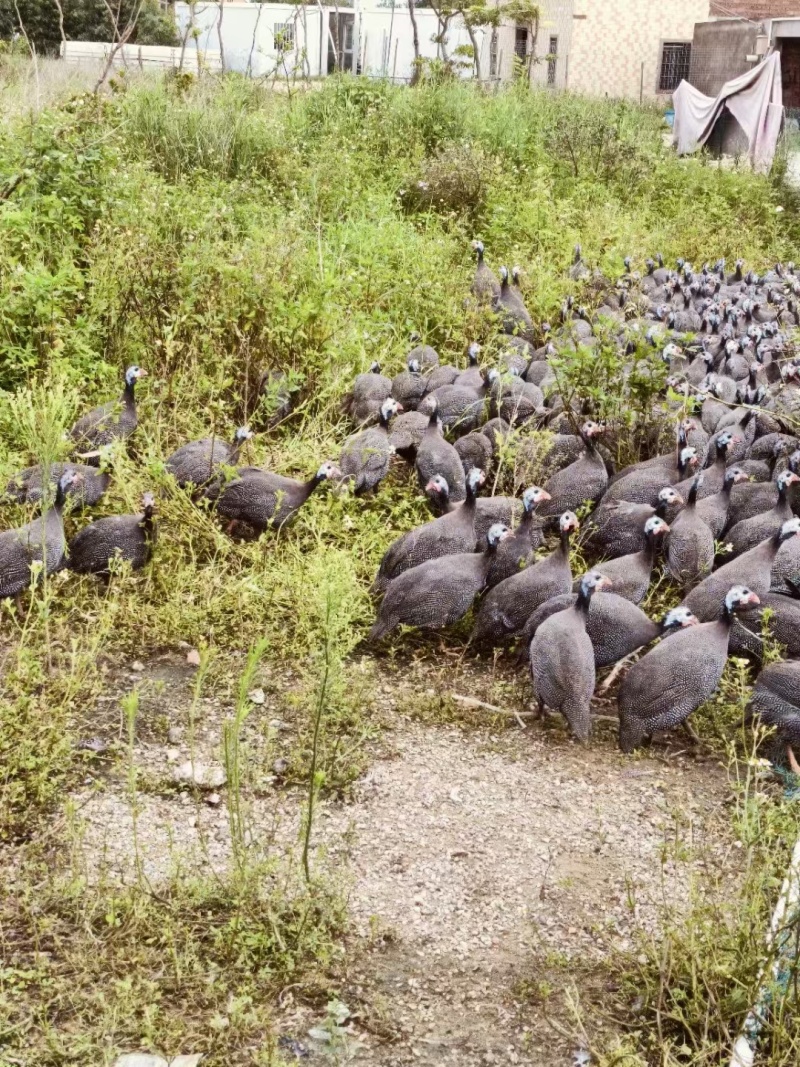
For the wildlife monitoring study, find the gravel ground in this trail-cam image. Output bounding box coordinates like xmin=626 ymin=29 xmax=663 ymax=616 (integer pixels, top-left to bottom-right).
xmin=70 ymin=652 xmax=734 ymax=1065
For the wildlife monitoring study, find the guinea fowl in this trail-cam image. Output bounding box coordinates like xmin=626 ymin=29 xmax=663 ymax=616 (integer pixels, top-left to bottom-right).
xmin=4 ymin=460 xmax=109 ymax=508
xmin=387 ymin=410 xmax=429 ymax=460
xmin=725 ymin=470 xmax=800 ymax=558
xmin=471 ymin=511 xmax=579 ymax=648
xmin=694 ymin=466 xmax=750 ymax=539
xmin=471 ymin=241 xmax=501 ymax=304
xmin=523 ymin=597 xmax=698 ymax=670
xmin=587 ymin=488 xmax=682 ymax=559
xmin=369 ymin=523 xmax=511 ymax=641
xmin=495 ymin=266 xmax=534 ymax=341
xmin=454 ymin=342 xmax=485 ymax=391
xmin=372 ymin=469 xmax=484 ymax=594
xmin=212 ymin=461 xmax=341 ymax=533
xmin=485 ymin=486 xmax=550 ymax=588
xmin=407 ymin=339 xmax=440 ymax=370
xmin=166 ymin=426 xmax=253 ymax=488
xmin=422 ymin=371 xmax=493 ymax=434
xmin=618 ymin=586 xmax=761 ymax=752
xmin=568 ymin=245 xmax=590 ymax=282
xmin=339 ymin=398 xmax=401 ymax=494
xmin=725 ymin=446 xmax=799 ymax=528
xmin=601 ymin=446 xmax=698 ymax=507
xmin=746 ymin=660 xmax=800 ymax=772
xmin=69 ymin=365 xmax=146 ymax=460
xmin=344 ymin=362 xmax=392 ymax=425
xmin=491 ymin=373 xmax=543 ymax=427
xmin=593 ymin=515 xmax=669 ymax=604
xmin=529 ymin=571 xmax=612 ymax=741
xmin=0 ymin=469 xmax=81 ymax=601
xmin=414 ymin=400 xmax=467 ymax=502
xmin=682 ymin=518 xmax=800 ymax=622
xmin=454 ymin=430 xmax=494 ymax=475
xmin=423 ymin=475 xmax=521 ymax=544
xmin=729 ymin=582 xmax=800 ymax=659
xmin=772 ymin=521 xmax=800 ymax=593
xmin=674 ymin=431 xmax=736 ymax=500
xmin=540 ymin=421 xmax=609 ymax=517
xmin=391 ymin=358 xmax=427 ymax=410
xmin=667 ymin=475 xmax=715 ymax=587
xmin=68 ymin=492 xmax=157 ymax=578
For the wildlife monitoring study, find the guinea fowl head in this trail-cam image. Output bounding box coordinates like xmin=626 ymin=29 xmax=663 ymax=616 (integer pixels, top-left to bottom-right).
xmin=55 ymin=468 xmax=82 ymax=507
xmin=678 ymin=446 xmax=699 ymax=475
xmin=424 ymin=475 xmax=450 ymax=511
xmin=573 ymin=244 xmax=582 ymax=264
xmin=315 ymin=461 xmax=342 ymax=483
xmin=789 ymin=449 xmax=800 ymax=474
xmin=465 ymin=467 xmax=486 ymax=500
xmin=407 ymin=358 xmax=422 ymax=375
xmin=125 ymin=365 xmax=147 ymax=388
xmin=661 ymin=606 xmax=699 ymax=632
xmin=657 ymin=487 xmax=683 ymax=514
xmin=645 ymin=258 xmax=655 ymax=275
xmin=777 ymin=517 xmax=800 ymax=546
xmin=369 ymin=361 xmax=382 ymax=374
xmin=467 ymin=341 xmax=481 ymax=366
xmin=558 ymin=511 xmax=580 ymax=548
xmin=723 ymin=467 xmax=749 ymax=491
xmin=485 ymin=524 xmax=512 ymax=551
xmin=576 ymin=570 xmax=612 ymax=611
xmin=379 ymin=398 xmax=402 ymax=426
xmin=661 ymin=343 xmax=682 ymax=365
xmin=141 ymin=491 xmax=157 ymax=516
xmin=580 ymin=420 xmax=604 ymax=440
xmin=512 ymin=266 xmax=522 ymax=285
xmin=687 ymin=472 xmax=703 ymax=505
xmin=777 ymin=470 xmax=800 ymax=497
xmin=644 ymin=515 xmax=670 ymax=541
xmin=522 ymin=486 xmax=551 ymax=513
xmin=499 ymin=266 xmax=509 ymax=286
xmin=722 ymin=586 xmax=760 ymax=621
xmin=715 ymin=431 xmax=738 ymax=459
xmin=234 ymin=426 xmax=254 ymax=444
xmin=472 ymin=239 xmax=485 ymax=260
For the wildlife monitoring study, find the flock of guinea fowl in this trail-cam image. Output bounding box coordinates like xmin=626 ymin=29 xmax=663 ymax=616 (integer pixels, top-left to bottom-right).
xmin=2 ymin=240 xmax=800 ymax=761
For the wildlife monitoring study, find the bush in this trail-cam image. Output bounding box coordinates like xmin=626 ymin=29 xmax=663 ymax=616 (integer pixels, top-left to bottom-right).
xmin=398 ymin=141 xmax=494 ymax=217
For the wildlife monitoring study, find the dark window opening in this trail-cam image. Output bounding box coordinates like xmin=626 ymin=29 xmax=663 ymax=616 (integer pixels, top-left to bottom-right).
xmin=547 ymin=34 xmax=558 ymax=85
xmin=489 ymin=29 xmax=498 ymax=78
xmin=659 ymin=42 xmax=691 ymax=93
xmin=514 ymin=27 xmax=528 ymax=60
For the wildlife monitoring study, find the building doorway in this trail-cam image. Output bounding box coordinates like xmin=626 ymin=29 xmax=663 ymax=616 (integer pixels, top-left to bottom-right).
xmin=328 ymin=12 xmax=355 ymax=74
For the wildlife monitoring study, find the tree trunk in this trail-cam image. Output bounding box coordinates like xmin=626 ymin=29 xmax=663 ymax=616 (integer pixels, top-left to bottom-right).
xmin=408 ymin=0 xmax=421 ymax=85
xmin=465 ymin=21 xmax=481 ymax=82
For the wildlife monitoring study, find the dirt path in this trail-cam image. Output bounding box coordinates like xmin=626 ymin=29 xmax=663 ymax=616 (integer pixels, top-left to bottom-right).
xmin=71 ymin=653 xmax=733 ymax=1065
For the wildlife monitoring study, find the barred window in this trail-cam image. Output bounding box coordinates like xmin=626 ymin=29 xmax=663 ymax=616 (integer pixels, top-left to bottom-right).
xmin=489 ymin=30 xmax=498 ymax=78
xmin=547 ymin=35 xmax=558 ymax=86
xmin=659 ymin=42 xmax=691 ymax=93
xmin=274 ymin=22 xmax=295 ymax=52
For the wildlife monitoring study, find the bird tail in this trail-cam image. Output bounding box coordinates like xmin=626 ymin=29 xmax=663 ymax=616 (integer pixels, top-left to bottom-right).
xmin=618 ymin=716 xmax=645 ymax=754
xmin=562 ymin=700 xmax=592 ymax=743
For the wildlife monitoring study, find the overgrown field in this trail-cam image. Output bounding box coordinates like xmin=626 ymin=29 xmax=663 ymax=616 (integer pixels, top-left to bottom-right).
xmin=1 ymin=58 xmax=800 ymax=1065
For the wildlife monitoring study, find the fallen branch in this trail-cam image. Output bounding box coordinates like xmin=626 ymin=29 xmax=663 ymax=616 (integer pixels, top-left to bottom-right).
xmin=598 ymin=648 xmax=644 ymax=694
xmin=449 ymin=692 xmax=618 ymax=726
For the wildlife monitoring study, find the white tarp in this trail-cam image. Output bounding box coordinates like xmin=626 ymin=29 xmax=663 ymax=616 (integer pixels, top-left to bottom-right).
xmin=672 ymin=51 xmax=784 ymax=173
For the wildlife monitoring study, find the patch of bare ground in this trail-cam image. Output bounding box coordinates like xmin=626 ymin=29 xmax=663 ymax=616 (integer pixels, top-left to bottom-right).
xmin=68 ymin=650 xmax=734 ymax=1065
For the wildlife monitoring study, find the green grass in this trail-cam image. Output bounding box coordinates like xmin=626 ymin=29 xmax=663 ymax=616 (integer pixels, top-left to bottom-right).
xmin=1 ymin=65 xmax=800 ymax=1064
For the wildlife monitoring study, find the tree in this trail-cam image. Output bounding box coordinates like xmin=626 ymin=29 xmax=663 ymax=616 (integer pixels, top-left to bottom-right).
xmin=501 ymin=0 xmax=540 ymax=81
xmin=0 ymin=0 xmax=177 ymax=54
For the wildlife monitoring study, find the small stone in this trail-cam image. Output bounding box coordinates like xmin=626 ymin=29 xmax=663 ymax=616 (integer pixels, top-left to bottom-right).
xmin=167 ymin=726 xmax=183 ymax=744
xmin=269 ymin=718 xmax=286 ymax=731
xmin=248 ymin=687 xmax=265 ymax=705
xmin=114 ymin=1056 xmax=168 ymax=1067
xmin=272 ymin=757 xmax=289 ymax=776
xmin=205 ymin=792 xmax=222 ymax=807
xmin=173 ymin=761 xmax=226 ymax=789
xmin=308 ymin=1028 xmax=332 ymax=1043
xmin=166 ymin=749 xmax=180 ymax=764
xmin=186 ymin=649 xmax=201 ymax=666
xmin=131 ymin=661 xmax=145 ymax=672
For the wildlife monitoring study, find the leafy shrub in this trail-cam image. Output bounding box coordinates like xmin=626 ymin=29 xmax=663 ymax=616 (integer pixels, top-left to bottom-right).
xmin=399 ymin=141 xmax=494 ymax=217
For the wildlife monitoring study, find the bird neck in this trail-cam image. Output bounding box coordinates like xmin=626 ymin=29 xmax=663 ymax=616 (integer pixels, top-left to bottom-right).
xmin=303 ymin=474 xmax=323 ymax=500
xmin=425 ymin=411 xmax=439 ymax=434
xmin=574 ymin=585 xmax=594 ymax=615
xmin=558 ymin=529 xmax=572 ymax=556
xmin=518 ymin=508 xmax=534 ymax=533
xmin=123 ymin=380 xmax=136 ymax=406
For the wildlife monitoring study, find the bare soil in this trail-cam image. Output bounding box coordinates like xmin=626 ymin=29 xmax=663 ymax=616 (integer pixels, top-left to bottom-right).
xmin=70 ymin=651 xmax=734 ymax=1066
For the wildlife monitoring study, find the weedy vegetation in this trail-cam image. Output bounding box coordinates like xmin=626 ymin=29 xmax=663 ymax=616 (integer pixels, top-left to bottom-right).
xmin=1 ymin=55 xmax=800 ymax=1064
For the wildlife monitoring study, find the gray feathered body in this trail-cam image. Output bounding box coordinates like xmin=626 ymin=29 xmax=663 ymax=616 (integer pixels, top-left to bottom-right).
xmin=471 ymin=542 xmax=571 ymax=646
xmin=682 ymin=537 xmax=778 ymax=621
xmin=213 ymin=468 xmax=316 ymax=530
xmin=339 ymin=425 xmax=392 ymax=494
xmin=70 ymin=387 xmax=137 ymax=455
xmin=415 ymin=429 xmax=466 ymax=502
xmin=523 ymin=592 xmax=659 ymax=668
xmin=618 ymin=621 xmax=730 ymax=751
xmin=586 ymin=501 xmax=656 ymax=559
xmin=529 ymin=605 xmax=596 ymax=740
xmin=372 ymin=505 xmax=477 ymax=593
xmin=167 ymin=437 xmax=240 ymax=488
xmin=69 ymin=511 xmax=154 ymax=576
xmin=667 ymin=507 xmax=715 ymax=586
xmin=370 ymin=552 xmax=489 ymax=639
xmin=729 ymin=591 xmax=800 ymax=659
xmin=4 ymin=462 xmax=109 ymax=508
xmin=0 ymin=506 xmax=67 ymax=598
xmin=747 ymin=661 xmax=800 ymax=746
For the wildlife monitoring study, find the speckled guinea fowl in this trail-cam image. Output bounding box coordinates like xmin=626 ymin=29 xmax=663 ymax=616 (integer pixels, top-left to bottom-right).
xmin=682 ymin=518 xmax=800 ymax=622
xmin=494 ymin=266 xmax=535 ymax=342
xmin=539 ymin=421 xmax=609 ymax=517
xmin=0 ymin=469 xmax=80 ymax=600
xmin=422 ymin=372 xmax=493 ymax=434
xmin=600 ymin=446 xmax=698 ymax=507
xmin=371 ymin=469 xmax=484 ymax=594
xmin=593 ymin=515 xmax=669 ymax=604
xmin=587 ymin=488 xmax=682 ymax=559
xmin=4 ymin=460 xmax=109 ymax=509
xmin=529 ymin=571 xmax=612 ymax=741
xmin=454 ymin=342 xmax=484 ymax=390
xmin=211 ymin=461 xmax=341 ymax=533
xmin=471 ymin=242 xmax=500 ymax=305
xmin=694 ymin=466 xmax=750 ymax=539
xmin=746 ymin=660 xmax=800 ymax=765
xmin=725 ymin=470 xmax=800 ymax=558
xmin=69 ymin=365 xmax=146 ymax=461
xmin=425 ymin=362 xmax=460 ymax=393
xmin=387 ymin=410 xmax=429 ymax=460
xmin=523 ymin=597 xmax=698 ymax=670
xmin=729 ymin=583 xmax=800 ymax=660
xmin=407 ymin=341 xmax=440 ymax=370
xmin=166 ymin=426 xmax=253 ymax=488
xmin=667 ymin=475 xmax=715 ymax=587
xmin=423 ymin=475 xmax=521 ymax=544
xmin=391 ymin=358 xmax=428 ymax=411
xmin=414 ymin=401 xmax=467 ymax=502
xmin=369 ymin=523 xmax=511 ymax=641
xmin=491 ymin=373 xmax=544 ymax=427
xmin=344 ymin=362 xmax=392 ymax=425
xmin=725 ymin=448 xmax=800 ymax=529
xmin=471 ymin=511 xmax=579 ymax=648
xmin=674 ymin=430 xmax=736 ymax=500
xmin=68 ymin=492 xmax=157 ymax=577
xmin=339 ymin=398 xmax=400 ymax=494
xmin=454 ymin=430 xmax=494 ymax=475
xmin=485 ymin=486 xmax=550 ymax=588
xmin=618 ymin=586 xmax=761 ymax=752
xmin=772 ymin=526 xmax=800 ymax=594
xmin=606 ymin=419 xmax=694 ymax=487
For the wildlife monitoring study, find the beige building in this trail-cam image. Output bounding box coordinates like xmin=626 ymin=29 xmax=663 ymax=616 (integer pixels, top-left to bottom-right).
xmin=492 ymin=0 xmax=711 ymax=100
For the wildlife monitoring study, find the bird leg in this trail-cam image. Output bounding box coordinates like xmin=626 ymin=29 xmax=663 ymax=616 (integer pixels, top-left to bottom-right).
xmin=788 ymin=744 xmax=800 ymax=777
xmin=225 ymin=520 xmax=239 ymax=537
xmin=536 ymin=697 xmax=545 ymax=720
xmin=682 ymin=720 xmax=702 ymax=746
